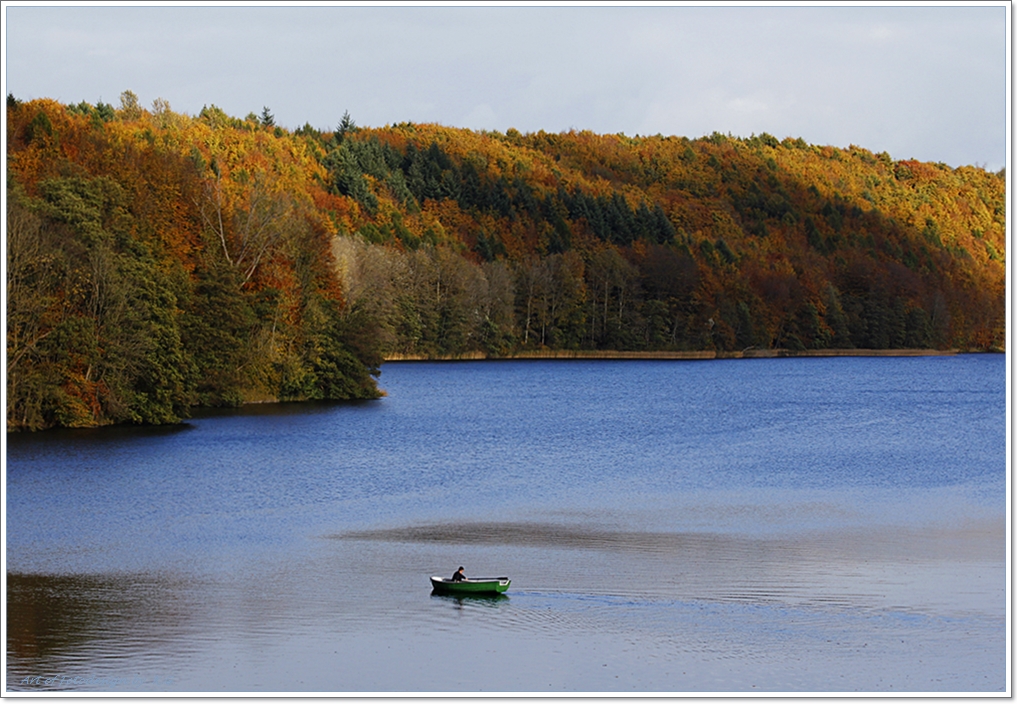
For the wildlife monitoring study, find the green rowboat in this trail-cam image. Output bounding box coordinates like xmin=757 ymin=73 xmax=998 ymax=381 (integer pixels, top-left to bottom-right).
xmin=430 ymin=576 xmax=511 ymax=595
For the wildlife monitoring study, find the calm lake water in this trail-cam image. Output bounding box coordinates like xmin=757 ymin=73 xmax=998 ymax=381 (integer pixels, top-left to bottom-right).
xmin=5 ymin=355 xmax=1006 ymax=693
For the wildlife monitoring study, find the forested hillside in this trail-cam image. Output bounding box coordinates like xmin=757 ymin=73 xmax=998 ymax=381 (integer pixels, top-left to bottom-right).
xmin=6 ymin=93 xmax=1006 ymax=430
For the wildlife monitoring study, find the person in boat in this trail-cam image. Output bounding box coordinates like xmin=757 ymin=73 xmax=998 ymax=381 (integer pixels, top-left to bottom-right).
xmin=451 ymin=566 xmax=466 ymax=582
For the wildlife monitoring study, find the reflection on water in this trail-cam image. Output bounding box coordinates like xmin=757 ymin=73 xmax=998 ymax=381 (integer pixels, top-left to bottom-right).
xmin=7 ymin=573 xmax=141 ymax=664
xmin=6 ymin=573 xmax=198 ymax=691
xmin=5 ymin=357 xmax=1006 ymax=692
xmin=430 ymin=593 xmax=511 ymax=606
xmin=335 ymin=517 xmax=1004 ymax=560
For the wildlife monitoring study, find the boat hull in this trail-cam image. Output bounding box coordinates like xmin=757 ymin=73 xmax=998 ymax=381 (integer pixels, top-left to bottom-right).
xmin=430 ymin=576 xmax=510 ymax=594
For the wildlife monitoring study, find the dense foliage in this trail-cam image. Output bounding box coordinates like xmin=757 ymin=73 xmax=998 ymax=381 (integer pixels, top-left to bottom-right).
xmin=6 ymin=95 xmax=382 ymax=430
xmin=7 ymin=93 xmax=1006 ymax=430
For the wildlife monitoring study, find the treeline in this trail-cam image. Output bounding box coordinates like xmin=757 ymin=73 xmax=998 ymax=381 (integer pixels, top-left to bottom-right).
xmin=318 ymin=118 xmax=1005 ymax=358
xmin=6 ymin=93 xmax=1006 ymax=430
xmin=333 ymin=234 xmax=945 ymax=358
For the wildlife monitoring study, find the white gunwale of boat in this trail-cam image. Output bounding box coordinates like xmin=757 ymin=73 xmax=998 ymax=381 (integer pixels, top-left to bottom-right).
xmin=431 ymin=576 xmax=510 ymax=584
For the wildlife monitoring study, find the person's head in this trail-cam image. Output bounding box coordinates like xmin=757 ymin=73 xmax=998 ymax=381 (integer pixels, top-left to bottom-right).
xmin=457 ymin=567 xmax=464 ymax=572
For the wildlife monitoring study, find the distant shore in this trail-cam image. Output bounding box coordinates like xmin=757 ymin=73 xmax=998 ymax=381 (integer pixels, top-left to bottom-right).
xmin=384 ymin=348 xmax=979 ymax=362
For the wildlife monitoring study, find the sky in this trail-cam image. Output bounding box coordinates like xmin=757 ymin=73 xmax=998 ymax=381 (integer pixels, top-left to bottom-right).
xmin=2 ymin=2 xmax=1010 ymax=171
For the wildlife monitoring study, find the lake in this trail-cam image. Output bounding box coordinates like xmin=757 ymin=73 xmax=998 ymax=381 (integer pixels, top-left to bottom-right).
xmin=5 ymin=355 xmax=1006 ymax=693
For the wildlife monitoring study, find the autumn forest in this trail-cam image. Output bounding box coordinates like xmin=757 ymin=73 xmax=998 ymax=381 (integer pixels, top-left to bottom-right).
xmin=6 ymin=92 xmax=1006 ymax=430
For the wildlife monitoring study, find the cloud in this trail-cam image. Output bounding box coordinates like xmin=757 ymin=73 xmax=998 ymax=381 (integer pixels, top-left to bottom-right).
xmin=461 ymin=104 xmax=498 ymax=131
xmin=868 ymin=24 xmax=894 ymax=41
xmin=726 ymin=97 xmax=770 ymax=115
xmin=3 ymin=4 xmax=1006 ymax=169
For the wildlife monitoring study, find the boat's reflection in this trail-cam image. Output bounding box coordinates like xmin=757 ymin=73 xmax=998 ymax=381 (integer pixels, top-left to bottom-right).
xmin=430 ymin=591 xmax=510 ymax=609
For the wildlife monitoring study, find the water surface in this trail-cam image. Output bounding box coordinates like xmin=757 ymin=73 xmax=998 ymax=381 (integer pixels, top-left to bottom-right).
xmin=6 ymin=355 xmax=1006 ymax=692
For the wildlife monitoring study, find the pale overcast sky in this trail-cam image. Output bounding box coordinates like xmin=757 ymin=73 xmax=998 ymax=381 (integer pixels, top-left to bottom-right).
xmin=3 ymin=3 xmax=1010 ymax=170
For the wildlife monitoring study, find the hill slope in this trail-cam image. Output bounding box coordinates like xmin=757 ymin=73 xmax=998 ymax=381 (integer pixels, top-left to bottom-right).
xmin=6 ymin=95 xmax=1006 ymax=429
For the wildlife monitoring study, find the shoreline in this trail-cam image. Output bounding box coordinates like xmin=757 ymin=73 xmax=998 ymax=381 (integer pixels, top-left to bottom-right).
xmin=383 ymin=348 xmax=977 ymax=362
